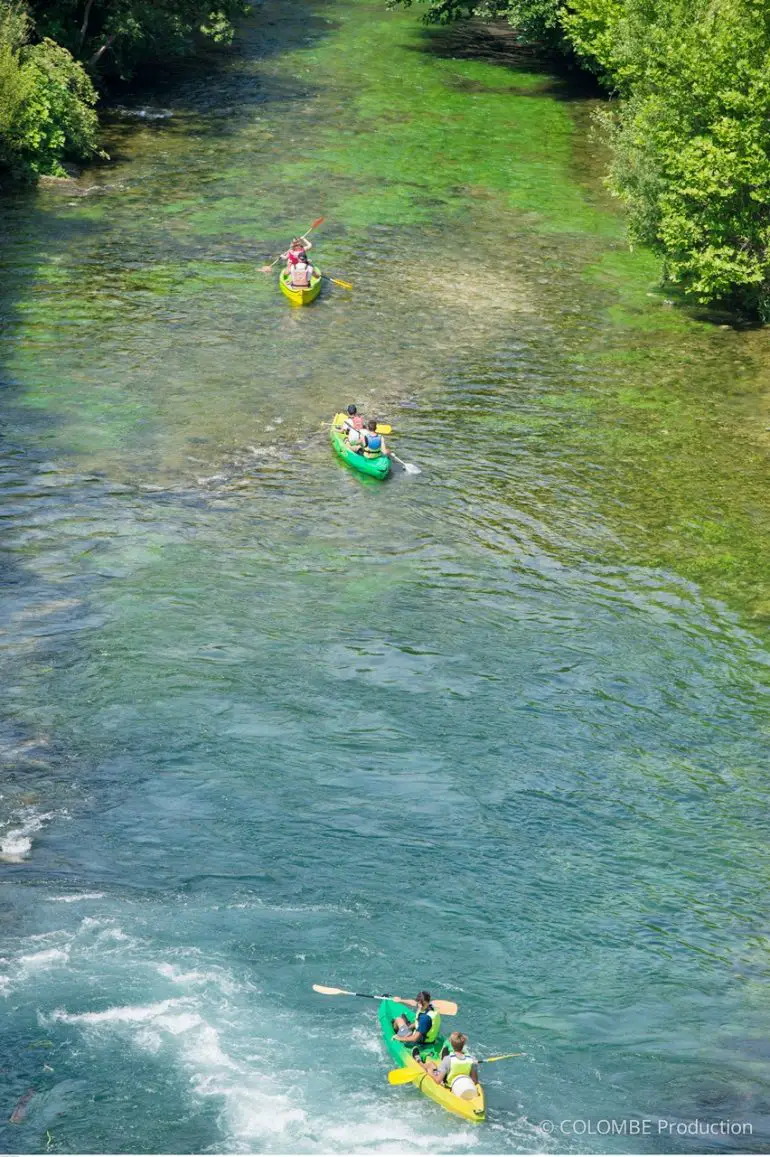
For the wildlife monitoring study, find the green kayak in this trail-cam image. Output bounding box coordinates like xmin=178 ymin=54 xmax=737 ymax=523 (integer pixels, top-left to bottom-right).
xmin=330 ymin=414 xmax=391 ymax=480
xmin=378 ymin=998 xmax=486 ymax=1123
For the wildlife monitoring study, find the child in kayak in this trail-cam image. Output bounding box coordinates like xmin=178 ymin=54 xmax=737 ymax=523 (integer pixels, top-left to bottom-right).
xmin=420 ymin=1032 xmax=479 ymax=1099
xmin=362 ymin=418 xmax=388 ymax=458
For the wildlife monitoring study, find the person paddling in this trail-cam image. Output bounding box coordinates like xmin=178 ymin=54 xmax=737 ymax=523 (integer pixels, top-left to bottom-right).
xmin=281 ymin=235 xmax=312 ymax=271
xmin=362 ymin=418 xmax=387 ymax=458
xmin=343 ymin=404 xmax=364 ymax=432
xmin=341 ymin=404 xmax=365 ymax=444
xmin=420 ymin=1031 xmax=479 ymax=1099
xmin=392 ymin=991 xmax=441 ymax=1055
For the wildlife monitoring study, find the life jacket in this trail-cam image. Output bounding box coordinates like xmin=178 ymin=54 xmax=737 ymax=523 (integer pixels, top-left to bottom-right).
xmin=348 ymin=414 xmax=364 ymax=430
xmin=364 ymin=432 xmax=382 ymax=455
xmin=287 ymin=248 xmax=306 ymax=266
xmin=445 ymin=1051 xmax=475 ymax=1086
xmin=420 ymin=1005 xmax=441 ymax=1043
xmin=292 ymin=262 xmax=310 ymax=288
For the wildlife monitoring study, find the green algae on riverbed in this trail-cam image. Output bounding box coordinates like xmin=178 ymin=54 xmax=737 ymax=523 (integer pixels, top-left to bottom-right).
xmin=3 ymin=0 xmax=770 ymax=632
xmin=3 ymin=1 xmax=770 ymax=1151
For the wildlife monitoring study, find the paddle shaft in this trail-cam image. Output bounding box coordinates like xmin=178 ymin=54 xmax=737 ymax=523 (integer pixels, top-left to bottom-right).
xmin=389 ymin=451 xmax=420 ymax=474
xmin=388 ymin=1052 xmax=523 ymax=1084
xmin=327 ymin=421 xmax=392 ymax=435
xmin=321 ymin=273 xmax=353 ymax=290
xmin=263 ymin=217 xmax=324 ymax=270
xmin=312 ymin=984 xmax=456 ymax=1015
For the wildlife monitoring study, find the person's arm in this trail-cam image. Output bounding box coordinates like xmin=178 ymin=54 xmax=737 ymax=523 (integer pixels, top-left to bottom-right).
xmin=428 ymin=1056 xmax=451 ymax=1086
xmin=380 ymin=436 xmax=389 ymax=455
xmin=471 ymin=1063 xmax=479 ymax=1085
xmin=301 ymin=237 xmax=312 ymax=250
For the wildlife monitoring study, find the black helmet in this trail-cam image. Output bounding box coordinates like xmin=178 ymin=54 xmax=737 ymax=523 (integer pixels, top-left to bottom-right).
xmin=347 ymin=404 xmax=357 ymax=415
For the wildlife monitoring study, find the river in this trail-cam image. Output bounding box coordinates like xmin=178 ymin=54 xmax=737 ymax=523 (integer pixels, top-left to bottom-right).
xmin=1 ymin=0 xmax=770 ymax=1152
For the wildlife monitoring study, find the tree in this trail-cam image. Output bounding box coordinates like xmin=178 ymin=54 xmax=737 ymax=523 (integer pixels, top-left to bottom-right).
xmin=0 ymin=1 xmax=99 ymax=178
xmin=27 ymin=0 xmax=249 ymax=79
xmin=390 ymin=0 xmax=770 ymax=320
xmin=605 ymin=0 xmax=770 ymax=317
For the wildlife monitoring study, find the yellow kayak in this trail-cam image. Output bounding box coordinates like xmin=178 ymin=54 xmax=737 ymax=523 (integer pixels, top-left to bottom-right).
xmin=379 ymin=999 xmax=486 ymax=1123
xmin=279 ymin=269 xmax=322 ymax=305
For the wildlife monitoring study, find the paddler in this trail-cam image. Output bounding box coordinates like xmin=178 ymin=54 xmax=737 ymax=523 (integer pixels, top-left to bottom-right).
xmin=337 ymin=405 xmax=365 ymax=451
xmin=342 ymin=404 xmax=364 ymax=433
xmin=391 ymin=990 xmax=441 ymax=1054
xmin=281 ymin=235 xmax=312 ymax=273
xmin=362 ymin=418 xmax=388 ymax=458
xmin=289 ymin=255 xmax=315 ymax=290
xmin=419 ymin=1031 xmax=479 ymax=1099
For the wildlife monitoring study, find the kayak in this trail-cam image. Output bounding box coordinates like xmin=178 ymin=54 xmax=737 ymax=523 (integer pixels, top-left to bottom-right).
xmin=378 ymin=998 xmax=486 ymax=1124
xmin=279 ymin=268 xmax=322 ymax=305
xmin=330 ymin=414 xmax=391 ymax=480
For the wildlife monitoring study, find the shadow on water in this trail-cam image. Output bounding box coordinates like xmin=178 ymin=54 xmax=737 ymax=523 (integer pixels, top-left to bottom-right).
xmin=410 ymin=17 xmax=604 ymax=100
xmin=100 ymin=0 xmax=340 ymax=128
xmin=0 ymin=0 xmax=352 ymax=804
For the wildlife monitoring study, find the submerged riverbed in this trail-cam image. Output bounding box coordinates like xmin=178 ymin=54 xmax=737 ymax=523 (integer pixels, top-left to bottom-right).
xmin=2 ymin=0 xmax=770 ymax=1152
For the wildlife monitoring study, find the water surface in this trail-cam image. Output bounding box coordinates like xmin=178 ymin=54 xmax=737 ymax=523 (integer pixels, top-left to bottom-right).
xmin=2 ymin=0 xmax=770 ymax=1152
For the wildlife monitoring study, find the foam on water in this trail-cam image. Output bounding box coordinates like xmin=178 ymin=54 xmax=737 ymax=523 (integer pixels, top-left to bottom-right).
xmin=51 ymin=892 xmax=106 ymax=903
xmin=48 ymin=997 xmax=190 ymax=1027
xmin=19 ymin=946 xmax=71 ymax=969
xmin=0 ymin=807 xmax=56 ymax=861
xmin=156 ymin=960 xmax=248 ymax=996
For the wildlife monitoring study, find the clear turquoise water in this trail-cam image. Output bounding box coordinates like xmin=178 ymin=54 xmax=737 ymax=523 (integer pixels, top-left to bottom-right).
xmin=2 ymin=0 xmax=770 ymax=1152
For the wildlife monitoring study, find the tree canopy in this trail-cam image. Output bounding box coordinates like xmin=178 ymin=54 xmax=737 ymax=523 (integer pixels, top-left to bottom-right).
xmin=0 ymin=0 xmax=246 ymax=181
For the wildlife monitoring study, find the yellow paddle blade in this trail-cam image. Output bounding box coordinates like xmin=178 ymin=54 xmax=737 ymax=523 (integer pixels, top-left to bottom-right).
xmin=483 ymin=1052 xmax=524 ymax=1063
xmin=388 ymin=1067 xmax=423 ymax=1085
xmin=329 ymin=276 xmax=353 ymax=290
xmin=330 ymin=416 xmax=391 ymax=434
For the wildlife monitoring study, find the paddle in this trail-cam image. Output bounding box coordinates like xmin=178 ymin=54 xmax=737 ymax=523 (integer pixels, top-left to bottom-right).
xmin=387 ymin=1053 xmax=525 ymax=1085
xmin=389 ymin=451 xmax=421 ymax=476
xmin=259 ymin=217 xmax=325 ymax=272
xmin=325 ymin=420 xmax=392 ymax=435
xmin=321 ymin=273 xmax=353 ymax=290
xmin=312 ymin=984 xmax=458 ymax=1016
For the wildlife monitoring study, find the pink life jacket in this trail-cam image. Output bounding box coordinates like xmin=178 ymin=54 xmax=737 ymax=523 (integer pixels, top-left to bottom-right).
xmin=349 ymin=415 xmax=364 ymax=430
xmin=287 ymin=248 xmax=306 ymax=266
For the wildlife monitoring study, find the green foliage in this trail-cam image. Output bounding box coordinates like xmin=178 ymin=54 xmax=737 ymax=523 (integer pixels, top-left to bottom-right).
xmin=559 ymin=0 xmax=625 ymax=84
xmin=605 ymin=0 xmax=770 ymax=319
xmin=391 ymin=0 xmax=770 ymax=320
xmin=0 ymin=0 xmax=248 ymax=182
xmin=0 ymin=3 xmax=99 ymax=178
xmin=389 ymin=0 xmax=562 ymax=40
xmin=27 ymin=1 xmax=249 ymax=79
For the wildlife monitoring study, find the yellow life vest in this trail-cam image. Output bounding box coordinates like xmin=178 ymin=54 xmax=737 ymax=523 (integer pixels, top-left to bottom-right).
xmin=446 ymin=1052 xmax=475 ymax=1085
xmin=420 ymin=1006 xmax=441 ymax=1044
